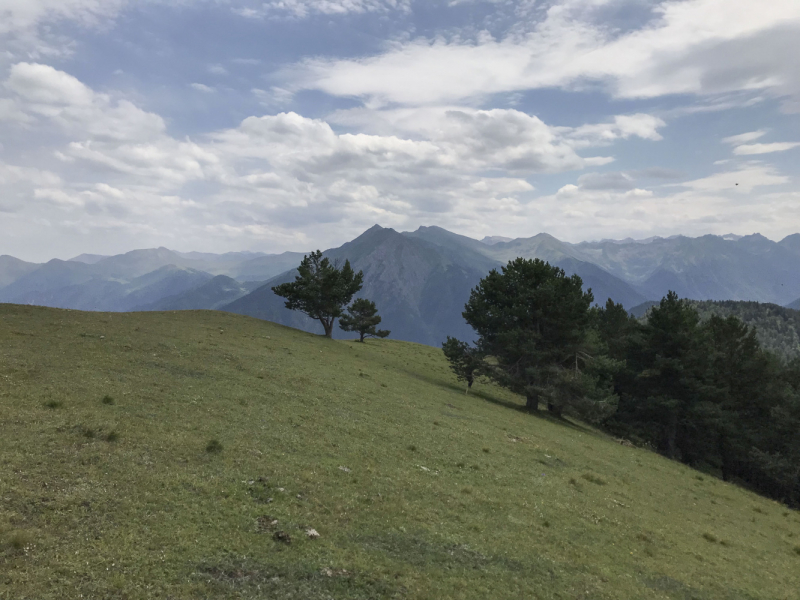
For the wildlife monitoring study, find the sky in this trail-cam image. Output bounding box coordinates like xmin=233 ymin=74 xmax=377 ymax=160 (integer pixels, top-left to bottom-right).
xmin=1 ymin=0 xmax=799 ymax=262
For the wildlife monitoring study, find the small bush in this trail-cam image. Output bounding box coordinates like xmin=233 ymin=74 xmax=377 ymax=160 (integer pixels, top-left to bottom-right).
xmin=82 ymin=428 xmax=96 ymax=439
xmin=407 ymin=444 xmax=417 ymax=452
xmin=793 ymin=546 xmax=800 ymax=556
xmin=102 ymin=395 xmax=115 ymax=405
xmin=482 ymin=447 xmax=490 ymax=454
xmin=43 ymin=400 xmax=63 ymax=409
xmin=702 ymin=532 xmax=718 ymax=543
xmin=542 ymin=520 xmax=551 ymax=528
xmin=106 ymin=430 xmax=119 ymax=443
xmin=206 ymin=439 xmax=223 ymax=454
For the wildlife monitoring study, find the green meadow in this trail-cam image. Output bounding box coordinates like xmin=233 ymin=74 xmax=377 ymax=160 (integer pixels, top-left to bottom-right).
xmin=1 ymin=304 xmax=798 ymax=599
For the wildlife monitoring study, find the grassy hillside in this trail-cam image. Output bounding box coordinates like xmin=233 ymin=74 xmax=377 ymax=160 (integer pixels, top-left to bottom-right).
xmin=1 ymin=305 xmax=799 ymax=600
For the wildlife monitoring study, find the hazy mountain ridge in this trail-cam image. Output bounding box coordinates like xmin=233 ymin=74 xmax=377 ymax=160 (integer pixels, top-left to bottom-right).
xmin=0 ymin=255 xmax=40 ymax=288
xmin=0 ymin=248 xmax=307 ymax=313
xmin=573 ymin=233 xmax=800 ymax=305
xmin=138 ymin=275 xmax=263 ymax=311
xmin=2 ymin=227 xmax=799 ymax=347
xmin=222 ymin=225 xmax=647 ymax=345
xmin=0 ymin=264 xmax=213 ymax=312
xmin=225 ymin=226 xmax=493 ymax=346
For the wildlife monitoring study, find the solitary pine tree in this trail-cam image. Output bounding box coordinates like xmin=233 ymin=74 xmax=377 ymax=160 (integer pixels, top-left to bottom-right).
xmin=272 ymin=250 xmax=363 ymax=338
xmin=339 ymin=298 xmax=390 ymax=342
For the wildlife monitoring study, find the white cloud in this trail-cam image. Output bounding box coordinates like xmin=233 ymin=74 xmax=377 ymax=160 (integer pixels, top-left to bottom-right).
xmin=0 ymin=0 xmax=127 ymax=35
xmin=0 ymin=162 xmax=61 ymax=187
xmin=5 ymin=63 xmax=166 ymax=141
xmin=567 ymin=113 xmax=666 ymax=146
xmin=677 ymin=164 xmax=789 ymax=194
xmin=329 ymin=106 xmax=660 ymax=171
xmin=732 ymin=142 xmax=800 ymax=156
xmin=723 ymin=130 xmax=766 ymax=144
xmin=190 ymin=83 xmax=216 ymax=93
xmin=2 ymin=58 xmax=796 ymax=260
xmin=1 ymin=62 xmax=671 ymax=249
xmin=233 ymin=0 xmax=412 ymax=19
xmin=252 ymin=86 xmax=295 ymax=107
xmin=0 ymin=97 xmax=33 ymax=123
xmin=7 ymin=62 xmax=94 ymax=105
xmin=576 ymin=171 xmax=635 ymax=191
xmin=283 ymin=0 xmax=800 ymax=107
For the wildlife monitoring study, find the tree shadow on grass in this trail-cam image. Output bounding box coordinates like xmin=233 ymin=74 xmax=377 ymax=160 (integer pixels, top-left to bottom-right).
xmin=412 ymin=370 xmax=598 ymax=436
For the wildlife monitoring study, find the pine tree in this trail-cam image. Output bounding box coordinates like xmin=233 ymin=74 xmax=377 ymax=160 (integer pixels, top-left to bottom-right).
xmin=454 ymin=258 xmax=604 ymax=416
xmin=626 ymin=291 xmax=706 ymax=459
xmin=339 ymin=298 xmax=390 ymax=342
xmin=700 ymin=314 xmax=778 ymax=480
xmin=272 ymin=251 xmax=363 ymax=338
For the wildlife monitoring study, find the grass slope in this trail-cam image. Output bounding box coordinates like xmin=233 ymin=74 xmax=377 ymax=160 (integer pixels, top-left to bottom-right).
xmin=1 ymin=305 xmax=799 ymax=600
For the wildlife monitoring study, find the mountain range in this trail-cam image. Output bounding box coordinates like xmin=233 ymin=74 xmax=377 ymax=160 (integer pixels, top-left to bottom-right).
xmin=2 ymin=226 xmax=799 ymax=346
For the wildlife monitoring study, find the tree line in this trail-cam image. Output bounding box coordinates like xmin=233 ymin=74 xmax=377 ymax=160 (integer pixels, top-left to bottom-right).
xmin=443 ymin=258 xmax=800 ymax=507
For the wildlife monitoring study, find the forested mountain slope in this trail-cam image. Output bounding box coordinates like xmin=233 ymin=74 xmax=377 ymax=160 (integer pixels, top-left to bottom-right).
xmin=630 ymin=299 xmax=800 ymax=361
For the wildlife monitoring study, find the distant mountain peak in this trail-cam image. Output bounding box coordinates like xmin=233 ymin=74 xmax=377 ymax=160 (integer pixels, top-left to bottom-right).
xmin=480 ymin=236 xmax=512 ymax=246
xmin=69 ymin=253 xmax=110 ymax=264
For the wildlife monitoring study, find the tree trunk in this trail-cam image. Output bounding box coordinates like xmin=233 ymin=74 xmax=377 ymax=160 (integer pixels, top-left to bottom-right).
xmin=664 ymin=413 xmax=679 ymax=460
xmin=359 ymin=331 xmax=365 ymax=342
xmin=321 ymin=318 xmax=334 ymax=338
xmin=547 ymin=401 xmax=563 ymax=417
xmin=719 ymin=433 xmax=732 ymax=482
xmin=526 ymin=393 xmax=538 ymax=411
